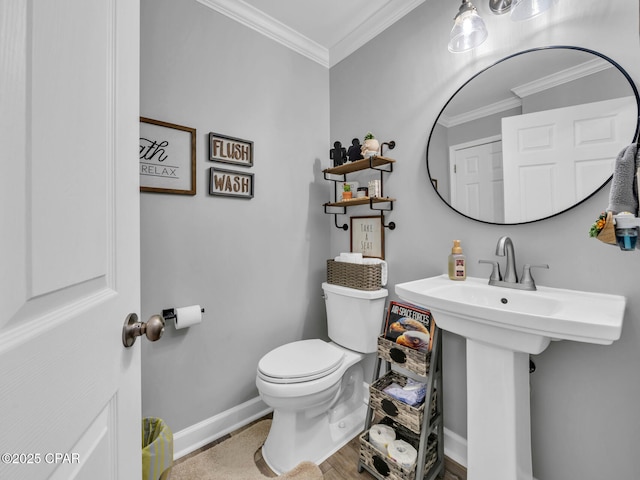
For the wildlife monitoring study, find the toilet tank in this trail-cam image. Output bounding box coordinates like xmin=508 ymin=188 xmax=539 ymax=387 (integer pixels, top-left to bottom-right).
xmin=322 ymin=282 xmax=388 ymax=353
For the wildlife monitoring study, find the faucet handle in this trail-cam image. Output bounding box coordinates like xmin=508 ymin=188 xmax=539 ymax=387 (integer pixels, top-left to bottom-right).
xmin=478 ymin=259 xmax=502 ymax=282
xmin=520 ymin=264 xmax=549 ymax=289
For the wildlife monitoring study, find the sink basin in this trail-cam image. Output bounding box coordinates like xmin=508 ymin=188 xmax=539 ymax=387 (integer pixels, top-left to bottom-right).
xmin=396 ymin=274 xmax=625 ymax=354
xmin=395 ymin=274 xmax=626 ymax=480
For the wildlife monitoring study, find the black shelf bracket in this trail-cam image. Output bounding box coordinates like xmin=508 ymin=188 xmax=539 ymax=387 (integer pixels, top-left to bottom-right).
xmin=335 ymin=216 xmax=348 ymax=231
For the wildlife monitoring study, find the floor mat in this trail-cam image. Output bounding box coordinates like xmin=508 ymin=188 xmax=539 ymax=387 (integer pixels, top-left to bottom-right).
xmin=169 ymin=420 xmax=323 ymax=480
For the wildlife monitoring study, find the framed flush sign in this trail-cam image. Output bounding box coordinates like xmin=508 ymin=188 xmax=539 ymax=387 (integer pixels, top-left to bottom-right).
xmin=209 ymin=132 xmax=253 ymax=167
xmin=140 ymin=117 xmax=196 ymax=195
xmin=351 ymin=215 xmax=385 ymax=259
xmin=209 ymin=167 xmax=254 ymax=199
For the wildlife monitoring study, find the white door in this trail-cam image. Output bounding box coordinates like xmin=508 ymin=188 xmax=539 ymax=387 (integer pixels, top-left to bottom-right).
xmin=450 ymin=138 xmax=504 ymax=223
xmin=502 ymin=97 xmax=636 ymax=223
xmin=0 ymin=1 xmax=141 ymax=479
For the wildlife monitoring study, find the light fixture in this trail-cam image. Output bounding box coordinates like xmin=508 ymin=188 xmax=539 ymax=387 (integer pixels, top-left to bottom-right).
xmin=489 ymin=0 xmax=556 ymax=20
xmin=449 ymin=0 xmax=558 ymax=52
xmin=489 ymin=0 xmax=513 ymax=15
xmin=510 ymin=0 xmax=556 ymax=21
xmin=448 ymin=0 xmax=489 ymax=53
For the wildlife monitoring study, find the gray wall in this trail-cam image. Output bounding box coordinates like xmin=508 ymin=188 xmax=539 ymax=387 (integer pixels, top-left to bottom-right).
xmin=139 ymin=0 xmax=640 ymax=478
xmin=139 ymin=0 xmax=330 ymax=432
xmin=330 ymin=1 xmax=640 ymax=479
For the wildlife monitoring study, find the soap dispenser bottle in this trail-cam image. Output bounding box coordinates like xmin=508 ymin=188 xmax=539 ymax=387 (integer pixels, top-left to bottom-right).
xmin=448 ymin=240 xmax=466 ymax=281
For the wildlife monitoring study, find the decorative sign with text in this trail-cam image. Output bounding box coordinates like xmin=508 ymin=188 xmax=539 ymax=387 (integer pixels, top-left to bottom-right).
xmin=140 ymin=117 xmax=196 ymax=195
xmin=350 ymin=215 xmax=385 ymax=259
xmin=209 ymin=167 xmax=254 ymax=199
xmin=209 ymin=132 xmax=253 ymax=167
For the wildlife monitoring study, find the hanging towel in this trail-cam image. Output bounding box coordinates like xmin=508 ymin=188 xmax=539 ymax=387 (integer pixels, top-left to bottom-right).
xmin=607 ymin=143 xmax=639 ymax=215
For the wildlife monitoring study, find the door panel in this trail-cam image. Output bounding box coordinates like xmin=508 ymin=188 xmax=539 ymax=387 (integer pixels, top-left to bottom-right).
xmin=0 ymin=0 xmax=140 ymax=479
xmin=451 ymin=139 xmax=504 ymax=223
xmin=502 ymin=97 xmax=635 ymax=223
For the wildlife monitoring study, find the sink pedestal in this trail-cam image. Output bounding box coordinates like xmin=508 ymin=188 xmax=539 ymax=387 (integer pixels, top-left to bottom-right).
xmin=395 ymin=275 xmax=626 ymax=480
xmin=467 ymin=340 xmax=532 ymax=480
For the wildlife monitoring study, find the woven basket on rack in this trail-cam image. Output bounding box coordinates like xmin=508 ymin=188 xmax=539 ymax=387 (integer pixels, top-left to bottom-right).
xmin=377 ymin=336 xmax=431 ymax=377
xmin=359 ymin=422 xmax=438 ymax=480
xmin=326 ymin=259 xmax=382 ymax=290
xmin=369 ymin=371 xmax=437 ymax=434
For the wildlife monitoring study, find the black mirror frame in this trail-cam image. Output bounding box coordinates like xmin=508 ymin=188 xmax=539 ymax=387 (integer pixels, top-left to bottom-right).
xmin=426 ymin=45 xmax=640 ymax=225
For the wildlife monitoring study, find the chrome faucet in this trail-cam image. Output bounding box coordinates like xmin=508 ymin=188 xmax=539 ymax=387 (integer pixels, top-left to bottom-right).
xmin=479 ymin=236 xmax=549 ymax=291
xmin=496 ymin=236 xmax=518 ymax=283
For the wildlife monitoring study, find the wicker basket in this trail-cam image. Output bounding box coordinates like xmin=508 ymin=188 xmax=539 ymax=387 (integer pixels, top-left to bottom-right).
xmin=596 ymin=211 xmax=617 ymax=245
xmin=378 ymin=336 xmax=431 ymax=377
xmin=326 ymin=259 xmax=382 ymax=291
xmin=359 ymin=420 xmax=438 ymax=480
xmin=369 ymin=371 xmax=437 ymax=434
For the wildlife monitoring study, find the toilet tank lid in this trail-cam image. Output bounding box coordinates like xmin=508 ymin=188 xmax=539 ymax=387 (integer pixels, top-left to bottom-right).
xmin=322 ymin=282 xmax=388 ymax=299
xmin=258 ymin=339 xmax=344 ymax=381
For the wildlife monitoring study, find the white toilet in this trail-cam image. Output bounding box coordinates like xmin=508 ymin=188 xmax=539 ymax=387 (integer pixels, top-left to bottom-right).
xmin=255 ymin=282 xmax=388 ymax=474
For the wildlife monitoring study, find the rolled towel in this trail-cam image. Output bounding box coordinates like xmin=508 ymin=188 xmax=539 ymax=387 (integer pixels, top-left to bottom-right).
xmin=607 ymin=144 xmax=638 ymax=215
xmin=362 ymin=258 xmax=388 ymax=286
xmin=336 ymin=252 xmax=363 ymax=264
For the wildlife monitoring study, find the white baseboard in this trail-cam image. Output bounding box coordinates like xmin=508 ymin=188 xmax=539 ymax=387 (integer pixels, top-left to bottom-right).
xmin=443 ymin=427 xmax=467 ymax=468
xmin=175 ymin=393 xmax=541 ymax=480
xmin=172 ymin=396 xmax=272 ymax=460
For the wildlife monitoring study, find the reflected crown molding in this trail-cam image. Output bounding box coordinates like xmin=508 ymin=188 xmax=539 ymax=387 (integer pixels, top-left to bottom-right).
xmin=439 ymin=97 xmax=522 ymax=128
xmin=438 ymin=57 xmax=613 ymax=128
xmin=195 ymin=0 xmax=425 ymax=68
xmin=512 ymin=58 xmax=612 ymax=98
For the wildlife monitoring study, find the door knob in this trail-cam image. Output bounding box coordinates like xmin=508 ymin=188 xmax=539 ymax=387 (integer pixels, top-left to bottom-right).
xmin=122 ymin=313 xmax=165 ymax=347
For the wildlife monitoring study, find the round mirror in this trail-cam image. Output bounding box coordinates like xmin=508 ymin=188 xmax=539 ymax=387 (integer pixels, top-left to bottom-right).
xmin=427 ymin=46 xmax=640 ymax=225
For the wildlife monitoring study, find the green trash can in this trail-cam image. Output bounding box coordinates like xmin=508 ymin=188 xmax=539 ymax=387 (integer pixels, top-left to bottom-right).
xmin=142 ymin=417 xmax=173 ymax=480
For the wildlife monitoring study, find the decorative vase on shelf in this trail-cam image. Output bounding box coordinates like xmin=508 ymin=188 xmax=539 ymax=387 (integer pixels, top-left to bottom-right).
xmin=361 ymin=132 xmax=380 ymax=158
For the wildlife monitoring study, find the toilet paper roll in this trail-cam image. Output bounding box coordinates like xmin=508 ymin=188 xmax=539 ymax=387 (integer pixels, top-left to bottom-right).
xmin=368 ymin=424 xmax=396 ymax=452
xmin=174 ymin=305 xmax=203 ymax=329
xmin=387 ymin=439 xmax=418 ymax=469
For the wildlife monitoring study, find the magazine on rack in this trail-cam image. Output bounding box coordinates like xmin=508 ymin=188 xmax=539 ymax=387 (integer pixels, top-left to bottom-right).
xmin=383 ymin=301 xmax=435 ymax=353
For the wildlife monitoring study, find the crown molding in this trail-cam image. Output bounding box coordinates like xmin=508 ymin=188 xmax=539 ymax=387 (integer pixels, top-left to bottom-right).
xmin=196 ymin=0 xmax=329 ymax=67
xmin=196 ymin=0 xmax=426 ymax=68
xmin=329 ymin=0 xmax=426 ymax=67
xmin=511 ymin=58 xmax=612 ymax=98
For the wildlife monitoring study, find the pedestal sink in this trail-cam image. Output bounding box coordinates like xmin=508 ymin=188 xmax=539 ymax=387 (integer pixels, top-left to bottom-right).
xmin=396 ymin=275 xmax=625 ymax=480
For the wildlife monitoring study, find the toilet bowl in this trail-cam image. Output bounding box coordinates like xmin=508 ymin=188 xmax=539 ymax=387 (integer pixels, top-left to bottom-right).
xmin=256 ymin=282 xmax=388 ymax=474
xmin=256 ymin=339 xmax=366 ymax=474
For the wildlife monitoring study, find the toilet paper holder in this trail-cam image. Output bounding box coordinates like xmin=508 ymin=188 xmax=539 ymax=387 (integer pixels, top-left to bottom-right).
xmin=162 ymin=307 xmax=205 ymax=322
xmin=122 ymin=307 xmax=206 ymax=347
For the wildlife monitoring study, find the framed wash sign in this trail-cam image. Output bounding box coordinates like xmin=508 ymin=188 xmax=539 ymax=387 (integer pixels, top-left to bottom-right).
xmin=350 ymin=215 xmax=385 ymax=259
xmin=139 ymin=117 xmax=196 ymax=195
xmin=209 ymin=167 xmax=254 ymax=199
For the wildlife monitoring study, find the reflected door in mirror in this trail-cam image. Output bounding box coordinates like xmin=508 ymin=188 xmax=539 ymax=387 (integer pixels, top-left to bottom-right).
xmin=451 ymin=139 xmax=504 ymax=223
xmin=502 ymin=96 xmax=635 ymax=222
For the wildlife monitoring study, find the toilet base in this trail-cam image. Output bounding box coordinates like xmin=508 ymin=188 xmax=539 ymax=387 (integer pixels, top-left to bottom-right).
xmin=262 ymin=402 xmax=367 ymax=475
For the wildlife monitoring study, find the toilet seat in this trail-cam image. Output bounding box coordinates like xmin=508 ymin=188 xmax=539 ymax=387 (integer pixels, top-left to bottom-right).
xmin=258 ymin=339 xmax=345 ymax=384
